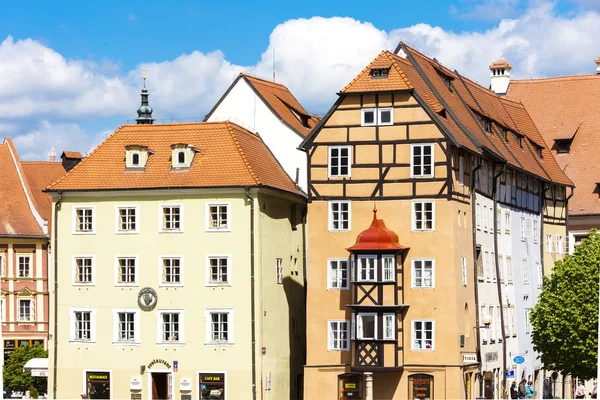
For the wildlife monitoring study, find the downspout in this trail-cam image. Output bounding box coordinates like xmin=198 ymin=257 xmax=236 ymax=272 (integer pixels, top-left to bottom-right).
xmin=52 ymin=191 xmax=62 ymax=399
xmin=245 ymin=187 xmax=257 ymax=400
xmin=492 ymin=164 xmax=507 ymax=398
xmin=471 ymin=158 xmax=483 ymax=396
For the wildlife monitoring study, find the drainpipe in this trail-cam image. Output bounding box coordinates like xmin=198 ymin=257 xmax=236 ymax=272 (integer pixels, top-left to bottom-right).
xmin=245 ymin=188 xmax=257 ymax=400
xmin=471 ymin=158 xmax=483 ymax=395
xmin=52 ymin=191 xmax=62 ymax=399
xmin=492 ymin=164 xmax=507 ymax=398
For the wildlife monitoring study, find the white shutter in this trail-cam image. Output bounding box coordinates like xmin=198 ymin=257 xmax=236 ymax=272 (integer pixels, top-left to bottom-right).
xmin=357 ymin=315 xmax=363 ymax=340
xmin=328 ymin=322 xmax=334 ymax=349
xmin=351 ymin=313 xmax=356 ymax=340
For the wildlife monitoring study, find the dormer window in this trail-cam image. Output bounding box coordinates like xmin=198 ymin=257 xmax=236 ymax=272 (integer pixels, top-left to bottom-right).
xmin=554 ymin=139 xmax=572 ymax=154
xmin=132 ymin=153 xmax=140 ymax=166
xmin=483 ymin=118 xmax=492 ymax=133
xmin=177 ymin=151 xmax=186 ymax=165
xmin=171 ymin=144 xmax=200 ymax=169
xmin=125 ymin=145 xmax=151 ymax=169
xmin=371 ymin=68 xmax=389 ymax=79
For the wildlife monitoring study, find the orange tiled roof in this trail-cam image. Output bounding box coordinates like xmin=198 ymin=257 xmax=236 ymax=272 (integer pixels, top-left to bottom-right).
xmin=0 ymin=138 xmax=64 ymax=237
xmin=47 ymin=121 xmax=303 ymax=196
xmin=342 ymin=51 xmax=412 ymax=94
xmin=61 ymin=151 xmax=82 ymax=159
xmin=508 ymin=74 xmax=600 ymax=214
xmin=490 ymin=60 xmax=512 ymax=69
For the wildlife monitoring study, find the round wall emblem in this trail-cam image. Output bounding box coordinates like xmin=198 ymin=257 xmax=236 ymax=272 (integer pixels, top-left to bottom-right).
xmin=138 ymin=287 xmax=158 ymax=311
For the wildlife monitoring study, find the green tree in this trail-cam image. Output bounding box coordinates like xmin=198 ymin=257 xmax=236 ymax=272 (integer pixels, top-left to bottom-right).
xmin=530 ymin=229 xmax=600 ymax=379
xmin=3 ymin=343 xmax=48 ymax=397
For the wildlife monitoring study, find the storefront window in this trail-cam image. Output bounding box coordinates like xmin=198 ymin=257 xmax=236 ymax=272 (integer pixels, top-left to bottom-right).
xmin=338 ymin=374 xmax=362 ymax=400
xmin=86 ymin=371 xmax=111 ymax=399
xmin=409 ymin=374 xmax=433 ymax=400
xmin=199 ymin=373 xmax=225 ymax=399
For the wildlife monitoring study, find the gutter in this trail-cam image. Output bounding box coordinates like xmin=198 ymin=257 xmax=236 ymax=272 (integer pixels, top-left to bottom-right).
xmin=52 ymin=191 xmax=62 ymax=399
xmin=244 ymin=187 xmax=257 ymax=400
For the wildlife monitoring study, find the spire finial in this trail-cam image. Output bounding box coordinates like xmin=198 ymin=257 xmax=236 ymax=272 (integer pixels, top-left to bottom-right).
xmin=373 ymin=202 xmax=377 ymax=219
xmin=143 ymin=68 xmax=147 ymax=88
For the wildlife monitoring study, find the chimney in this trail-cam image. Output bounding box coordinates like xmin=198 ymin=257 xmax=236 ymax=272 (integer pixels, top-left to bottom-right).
xmin=489 ymin=59 xmax=512 ymax=95
xmin=596 ymin=56 xmax=600 ymax=74
xmin=49 ymin=147 xmax=56 ymax=162
xmin=61 ymin=151 xmax=83 ymax=171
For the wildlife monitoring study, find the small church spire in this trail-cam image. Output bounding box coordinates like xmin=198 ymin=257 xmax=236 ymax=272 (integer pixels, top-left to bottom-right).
xmin=136 ymin=68 xmax=154 ymax=124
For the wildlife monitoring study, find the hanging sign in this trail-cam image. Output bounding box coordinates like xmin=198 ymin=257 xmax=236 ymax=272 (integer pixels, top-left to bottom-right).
xmin=513 ymin=356 xmax=525 ymax=364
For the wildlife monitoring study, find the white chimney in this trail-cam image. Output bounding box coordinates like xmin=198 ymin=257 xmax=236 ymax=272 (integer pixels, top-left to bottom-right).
xmin=489 ymin=59 xmax=512 ymax=95
xmin=596 ymin=56 xmax=600 ymax=74
xmin=49 ymin=147 xmax=56 ymax=162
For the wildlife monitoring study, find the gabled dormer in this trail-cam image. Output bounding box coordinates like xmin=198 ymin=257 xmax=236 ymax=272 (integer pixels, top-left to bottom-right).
xmin=125 ymin=145 xmax=153 ymax=170
xmin=171 ymin=144 xmax=200 ymax=170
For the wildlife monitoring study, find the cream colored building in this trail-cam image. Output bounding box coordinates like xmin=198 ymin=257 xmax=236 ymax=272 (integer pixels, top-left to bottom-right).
xmin=46 ymin=121 xmax=306 ymax=400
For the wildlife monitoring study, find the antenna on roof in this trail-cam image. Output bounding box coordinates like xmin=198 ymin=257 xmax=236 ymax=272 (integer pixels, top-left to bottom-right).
xmin=272 ymin=48 xmax=276 ymax=83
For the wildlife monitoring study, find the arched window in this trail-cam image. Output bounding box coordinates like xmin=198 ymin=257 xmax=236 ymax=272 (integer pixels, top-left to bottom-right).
xmin=178 ymin=151 xmax=186 ymax=165
xmin=132 ymin=153 xmax=140 ymax=166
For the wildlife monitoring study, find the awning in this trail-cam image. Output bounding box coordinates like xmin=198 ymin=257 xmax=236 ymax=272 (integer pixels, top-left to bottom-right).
xmin=23 ymin=358 xmax=48 ymax=377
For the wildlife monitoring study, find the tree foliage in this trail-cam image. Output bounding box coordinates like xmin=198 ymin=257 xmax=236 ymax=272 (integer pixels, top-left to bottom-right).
xmin=530 ymin=229 xmax=600 ymax=379
xmin=3 ymin=343 xmax=48 ymax=396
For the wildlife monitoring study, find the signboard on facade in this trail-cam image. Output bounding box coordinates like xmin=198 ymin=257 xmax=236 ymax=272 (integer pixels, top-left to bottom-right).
xmin=148 ymin=359 xmax=171 ymax=369
xmin=31 ymin=369 xmax=47 ymax=377
xmin=485 ymin=352 xmax=499 ymax=362
xmin=130 ymin=377 xmax=142 ymax=390
xmin=506 ymin=370 xmax=515 ymax=379
xmin=463 ymin=354 xmax=478 ymax=363
xmin=180 ymin=377 xmax=192 ymax=391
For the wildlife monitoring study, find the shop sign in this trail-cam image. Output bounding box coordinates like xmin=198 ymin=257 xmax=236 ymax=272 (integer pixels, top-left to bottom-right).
xmin=148 ymin=359 xmax=171 ymax=369
xmin=130 ymin=377 xmax=142 ymax=390
xmin=131 ymin=394 xmax=141 ymax=400
xmin=410 ymin=374 xmax=433 ymax=400
xmin=88 ymin=374 xmax=109 ymax=381
xmin=506 ymin=370 xmax=515 ymax=379
xmin=181 ymin=395 xmax=191 ymax=400
xmin=485 ymin=352 xmax=499 ymax=362
xmin=31 ymin=369 xmax=47 ymax=377
xmin=180 ymin=377 xmax=192 ymax=391
xmin=4 ymin=340 xmax=15 ymax=349
xmin=463 ymin=354 xmax=478 ymax=363
xmin=513 ymin=356 xmax=525 ymax=364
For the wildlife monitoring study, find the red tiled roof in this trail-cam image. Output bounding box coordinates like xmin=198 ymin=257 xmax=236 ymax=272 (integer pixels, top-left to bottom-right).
xmin=47 ymin=121 xmax=303 ymax=196
xmin=490 ymin=60 xmax=512 ymax=69
xmin=342 ymin=51 xmax=412 ymax=94
xmin=21 ymin=162 xmax=67 ymax=223
xmin=347 ymin=210 xmax=407 ymax=251
xmin=508 ymin=74 xmax=600 ymax=214
xmin=61 ymin=151 xmax=82 ymax=159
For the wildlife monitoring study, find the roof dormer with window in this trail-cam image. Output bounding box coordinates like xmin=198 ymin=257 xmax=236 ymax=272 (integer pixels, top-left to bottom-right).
xmin=171 ymin=144 xmax=200 ymax=170
xmin=125 ymin=145 xmax=153 ymax=170
xmin=371 ymin=68 xmax=389 ymax=79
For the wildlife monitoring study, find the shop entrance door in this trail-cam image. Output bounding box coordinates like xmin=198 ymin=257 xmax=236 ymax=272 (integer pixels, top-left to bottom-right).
xmin=150 ymin=372 xmax=171 ymax=400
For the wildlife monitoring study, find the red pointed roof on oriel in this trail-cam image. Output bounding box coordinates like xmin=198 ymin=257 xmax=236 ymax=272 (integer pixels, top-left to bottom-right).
xmin=346 ymin=208 xmax=407 ymax=252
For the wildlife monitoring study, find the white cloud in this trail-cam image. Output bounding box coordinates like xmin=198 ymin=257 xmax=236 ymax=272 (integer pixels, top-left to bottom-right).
xmin=4 ymin=2 xmax=600 ymax=160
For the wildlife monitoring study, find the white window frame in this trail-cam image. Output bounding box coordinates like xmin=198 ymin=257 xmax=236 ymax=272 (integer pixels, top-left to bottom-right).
xmin=328 ymin=146 xmax=352 ymax=178
xmin=115 ymin=205 xmax=139 ymax=234
xmin=361 ymin=108 xmax=377 ymax=126
xmin=357 ymin=313 xmax=378 ymax=340
xmin=157 ymin=309 xmax=185 ymax=344
xmin=480 ymin=305 xmax=488 ymax=343
xmin=536 ymin=262 xmax=543 ymax=288
xmin=357 ymin=255 xmax=377 ymax=282
xmin=461 ymin=256 xmax=467 ymax=286
xmin=159 ymin=204 xmax=184 ymax=233
xmin=412 ymin=200 xmax=435 ymax=231
xmin=382 ymin=255 xmax=395 ymax=282
xmin=410 ymin=143 xmax=434 ymax=178
xmin=483 ymin=205 xmax=488 ymax=232
xmin=412 ymin=319 xmax=435 ymax=351
xmin=70 ymin=307 xmax=96 ymax=343
xmin=533 ymin=220 xmax=538 ymax=243
xmin=476 ymin=203 xmax=482 ymax=229
xmin=17 ymin=255 xmax=32 ymax=278
xmin=328 ymin=201 xmax=351 ymax=231
xmin=498 ymin=255 xmax=504 ymax=283
xmin=411 ymin=258 xmax=435 ymax=288
xmin=72 ymin=255 xmax=95 ymax=286
xmin=546 ymin=234 xmax=553 ymax=253
xmin=378 ymin=107 xmax=394 ymax=126
xmin=458 ymin=156 xmax=464 ymax=187
xmin=496 ymin=208 xmax=501 ymax=234
xmin=327 ymin=259 xmax=349 ymax=290
xmin=522 ymin=257 xmax=529 ymax=284
xmin=383 ymin=313 xmax=395 ymax=340
xmin=17 ymin=298 xmax=34 ymax=322
xmin=115 ymin=255 xmax=138 ymax=286
xmin=556 ymin=236 xmax=564 ymax=254
xmin=328 ymin=320 xmax=350 ymax=351
xmin=205 ymin=308 xmax=234 ymax=345
xmin=276 ymin=258 xmax=283 ymax=285
xmin=112 ymin=308 xmax=140 ymax=345
xmin=159 ymin=256 xmax=184 ymax=287
xmin=206 ymin=202 xmax=231 ymax=232
xmin=506 ymin=256 xmax=513 ymax=284
xmin=73 ymin=206 xmax=96 ymax=235
xmin=131 ymin=151 xmax=141 ymax=167
xmin=505 ymin=210 xmax=511 ymax=234
xmin=520 ymin=217 xmax=526 ymax=241
xmin=206 ymin=255 xmax=231 ymax=286
xmin=525 ymin=308 xmax=531 ymax=333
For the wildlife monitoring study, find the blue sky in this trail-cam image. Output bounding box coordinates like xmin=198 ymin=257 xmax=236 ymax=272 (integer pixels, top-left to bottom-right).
xmin=1 ymin=0 xmax=598 ymax=159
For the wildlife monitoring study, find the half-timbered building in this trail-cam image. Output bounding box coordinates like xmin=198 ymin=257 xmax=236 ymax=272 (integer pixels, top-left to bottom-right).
xmin=301 ymin=43 xmax=571 ymax=400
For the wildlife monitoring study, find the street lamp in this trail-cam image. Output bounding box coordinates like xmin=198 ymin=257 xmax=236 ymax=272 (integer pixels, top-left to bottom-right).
xmin=476 ymin=314 xmax=493 ymax=329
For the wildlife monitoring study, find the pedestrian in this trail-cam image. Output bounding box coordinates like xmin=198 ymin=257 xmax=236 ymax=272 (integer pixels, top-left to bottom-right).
xmin=576 ymin=381 xmax=586 ymax=399
xmin=526 ymin=380 xmax=535 ymax=398
xmin=510 ymin=381 xmax=519 ymax=399
xmin=518 ymin=379 xmax=527 ymax=399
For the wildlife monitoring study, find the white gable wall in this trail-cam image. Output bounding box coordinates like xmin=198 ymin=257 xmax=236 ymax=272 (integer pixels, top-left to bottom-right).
xmin=206 ymin=78 xmax=307 ymax=192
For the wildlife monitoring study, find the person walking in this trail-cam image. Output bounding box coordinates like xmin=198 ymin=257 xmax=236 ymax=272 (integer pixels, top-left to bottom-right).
xmin=526 ymin=380 xmax=535 ymax=398
xmin=510 ymin=381 xmax=519 ymax=399
xmin=518 ymin=379 xmax=527 ymax=399
xmin=576 ymin=381 xmax=586 ymax=399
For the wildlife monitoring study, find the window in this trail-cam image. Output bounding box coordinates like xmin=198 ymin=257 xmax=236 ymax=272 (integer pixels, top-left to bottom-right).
xmin=328 ymin=259 xmax=349 ymax=290
xmin=276 ymin=258 xmax=283 ymax=284
xmin=18 ymin=256 xmax=31 ymax=278
xmin=496 ymin=306 xmax=502 ymax=340
xmin=18 ymin=299 xmax=33 ymax=322
xmin=412 ymin=259 xmax=434 ymax=288
xmin=132 ymin=152 xmax=140 ymax=166
xmin=556 ymin=139 xmax=572 ymax=154
xmin=117 ymin=257 xmax=137 ymax=285
xmin=505 ymin=210 xmax=510 ymax=234
xmin=382 ymin=256 xmax=395 ymax=282
xmin=206 ymin=309 xmax=233 ymax=344
xmin=116 ymin=206 xmax=138 ymax=233
xmin=489 ymin=305 xmax=495 ymax=342
xmin=411 ymin=144 xmax=434 ymax=177
xmin=177 ymin=151 xmax=186 ymax=165
xmin=483 ymin=251 xmax=490 ymax=281
xmin=458 ymin=156 xmax=464 ymax=186
xmin=412 ymin=201 xmax=434 ymax=231
xmin=70 ymin=308 xmax=95 ymax=342
xmin=480 ymin=305 xmax=488 ymax=343
xmin=536 ymin=263 xmax=543 ymax=288
xmin=357 ymin=313 xmax=377 ymax=340
xmin=113 ymin=309 xmax=139 ymax=343
xmin=378 ymin=108 xmax=393 ymax=126
xmin=533 ymin=220 xmax=538 ymax=243
xmin=462 ymin=256 xmax=467 ymax=286
xmin=524 ymin=308 xmax=531 ymax=333
xmin=412 ymin=320 xmax=434 ymax=350
xmin=546 ymin=234 xmax=553 ymax=253
xmin=491 ymin=252 xmax=496 ymax=282
xmin=328 ymin=320 xmax=349 ymax=350
xmin=357 ymin=256 xmax=377 ymax=282
xmin=498 ymin=255 xmax=504 ymax=283
xmin=520 ymin=217 xmax=526 ymax=241
xmin=158 ymin=310 xmax=184 ymax=343
xmin=74 ymin=256 xmax=94 ymax=285
xmin=510 ymin=306 xmax=517 ymax=336
xmin=160 ymin=257 xmax=183 ymax=286
xmin=483 ymin=205 xmax=488 ymax=232
xmin=207 ymin=256 xmax=230 ymax=286
xmin=328 ymin=201 xmax=350 ymax=231
xmin=556 ymin=236 xmax=564 ymax=254
xmin=476 ymin=202 xmax=482 ymax=229
xmin=160 ymin=205 xmax=182 ymax=232
xmin=383 ymin=314 xmax=395 ymax=340
xmin=328 ymin=146 xmax=351 ymax=178
xmin=483 ymin=118 xmax=492 ymax=133
xmin=361 ymin=109 xmax=376 ymax=126
xmin=0 ymin=298 xmax=4 ymax=324
xmin=74 ymin=206 xmax=95 ymax=233
xmin=207 ymin=203 xmax=230 ymax=231
xmin=0 ymin=255 xmax=4 ymax=277
xmin=371 ymin=68 xmax=389 ymax=79
xmin=496 ymin=209 xmax=501 ymax=233
xmin=506 ymin=256 xmax=513 ymax=284
xmin=522 ymin=258 xmax=529 ymax=284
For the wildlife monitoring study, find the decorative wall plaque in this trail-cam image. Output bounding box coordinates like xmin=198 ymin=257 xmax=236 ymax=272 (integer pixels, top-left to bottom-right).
xmin=137 ymin=287 xmax=158 ymax=311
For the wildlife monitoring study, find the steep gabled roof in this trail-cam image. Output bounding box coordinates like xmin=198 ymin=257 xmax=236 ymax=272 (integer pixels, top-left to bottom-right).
xmin=47 ymin=121 xmax=303 ymax=196
xmin=341 ymin=51 xmax=412 ymax=93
